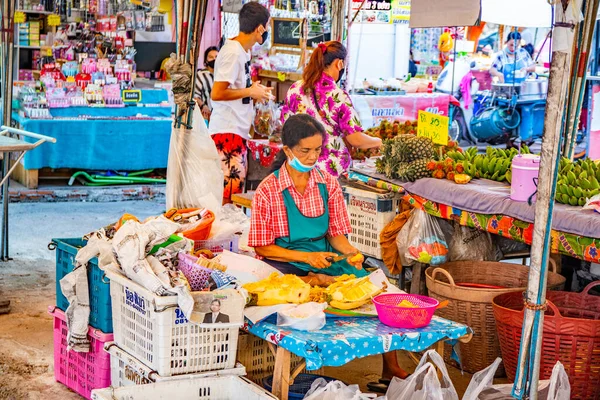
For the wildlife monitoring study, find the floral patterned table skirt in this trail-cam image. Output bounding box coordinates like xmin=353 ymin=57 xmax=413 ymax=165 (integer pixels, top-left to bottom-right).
xmin=347 ymin=170 xmax=600 ymax=263
xmin=243 ymin=315 xmax=469 ymax=371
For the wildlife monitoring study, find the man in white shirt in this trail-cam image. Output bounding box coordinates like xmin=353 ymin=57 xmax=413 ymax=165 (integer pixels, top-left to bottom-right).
xmin=210 ymin=2 xmax=273 ymax=203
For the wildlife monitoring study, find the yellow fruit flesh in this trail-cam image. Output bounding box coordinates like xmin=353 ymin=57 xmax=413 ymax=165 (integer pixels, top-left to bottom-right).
xmin=243 ymin=273 xmax=311 ymax=306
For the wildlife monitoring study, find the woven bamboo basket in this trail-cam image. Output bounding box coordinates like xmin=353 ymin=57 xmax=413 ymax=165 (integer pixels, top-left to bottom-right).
xmin=425 ymin=260 xmax=566 ymax=375
xmin=493 ymin=281 xmax=600 ymax=400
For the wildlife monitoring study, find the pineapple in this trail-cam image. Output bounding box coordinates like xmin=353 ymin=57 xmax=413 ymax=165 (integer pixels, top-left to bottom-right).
xmin=243 ymin=273 xmax=311 ymax=306
xmin=400 ymin=136 xmax=434 ymax=162
xmin=396 ymin=159 xmax=431 ymax=182
xmin=326 ymin=275 xmax=386 ymax=310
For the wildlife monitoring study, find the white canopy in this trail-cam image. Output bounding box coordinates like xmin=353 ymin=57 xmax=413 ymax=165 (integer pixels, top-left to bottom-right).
xmin=481 ymin=0 xmax=553 ymax=28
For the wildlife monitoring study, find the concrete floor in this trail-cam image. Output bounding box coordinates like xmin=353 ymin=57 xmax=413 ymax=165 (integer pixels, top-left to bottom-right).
xmin=0 ymin=200 xmax=485 ymax=399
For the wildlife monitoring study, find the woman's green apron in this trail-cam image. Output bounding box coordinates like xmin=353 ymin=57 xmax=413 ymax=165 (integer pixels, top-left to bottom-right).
xmin=273 ymin=168 xmax=367 ymax=277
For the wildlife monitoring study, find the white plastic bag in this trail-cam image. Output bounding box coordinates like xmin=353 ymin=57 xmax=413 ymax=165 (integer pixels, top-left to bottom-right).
xmin=303 ymin=378 xmax=380 ymax=400
xmin=277 ymin=302 xmax=327 ymax=331
xmin=449 ymin=224 xmax=496 ymax=262
xmin=386 ymin=350 xmax=459 ymax=400
xmin=208 ymin=204 xmax=250 ymax=241
xmin=583 ymin=193 xmax=600 ymax=214
xmin=166 ymin=106 xmax=224 ymax=212
xmin=397 ymin=209 xmax=449 ymax=266
xmin=463 ymin=359 xmax=570 ymax=400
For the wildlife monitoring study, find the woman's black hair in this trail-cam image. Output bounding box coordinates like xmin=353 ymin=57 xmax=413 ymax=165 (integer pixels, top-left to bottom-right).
xmin=239 ymin=2 xmax=270 ymax=34
xmin=271 ymin=114 xmax=326 ymax=172
xmin=506 ymin=31 xmax=522 ymax=43
xmin=204 ymin=46 xmax=219 ymax=64
xmin=211 ymin=299 xmax=221 ymax=306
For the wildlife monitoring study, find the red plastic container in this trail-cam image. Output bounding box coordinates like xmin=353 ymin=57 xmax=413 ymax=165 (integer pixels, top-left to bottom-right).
xmin=164 ymin=208 xmax=215 ymax=241
xmin=49 ymin=306 xmax=112 ymax=399
xmin=373 ymin=294 xmax=439 ymax=328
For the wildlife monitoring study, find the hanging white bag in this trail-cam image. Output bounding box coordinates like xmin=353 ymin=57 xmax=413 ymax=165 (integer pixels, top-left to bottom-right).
xmin=386 ymin=349 xmax=459 ymax=400
xmin=166 ymin=106 xmax=224 ymax=212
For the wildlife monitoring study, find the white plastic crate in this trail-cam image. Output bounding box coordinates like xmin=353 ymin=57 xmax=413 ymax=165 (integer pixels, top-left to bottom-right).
xmin=106 ymin=270 xmax=241 ymax=377
xmin=344 ymin=186 xmax=401 ymax=259
xmin=106 ymin=342 xmax=246 ymax=387
xmin=91 ymin=375 xmax=277 ymax=400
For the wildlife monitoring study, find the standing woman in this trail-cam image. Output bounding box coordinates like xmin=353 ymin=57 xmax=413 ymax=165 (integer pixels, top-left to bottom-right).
xmin=195 ymin=46 xmax=219 ymax=121
xmin=281 ymin=41 xmax=381 ymax=177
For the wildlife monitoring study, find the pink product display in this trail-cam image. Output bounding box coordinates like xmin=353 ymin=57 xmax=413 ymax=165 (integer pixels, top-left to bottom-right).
xmin=81 ymin=59 xmax=97 ymax=74
xmin=49 ymin=306 xmax=112 ymax=399
xmin=19 ymin=70 xmax=34 ymax=81
xmin=102 ymin=84 xmax=124 ymax=107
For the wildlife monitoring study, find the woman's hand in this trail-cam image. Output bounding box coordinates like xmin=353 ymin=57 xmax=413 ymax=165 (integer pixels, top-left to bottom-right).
xmin=304 ymin=252 xmax=337 ymax=269
xmin=347 ymin=253 xmax=364 ymax=270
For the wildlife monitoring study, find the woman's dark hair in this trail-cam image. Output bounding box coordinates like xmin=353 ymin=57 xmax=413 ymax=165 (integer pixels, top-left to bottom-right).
xmin=204 ymin=46 xmax=219 ymax=63
xmin=506 ymin=31 xmax=522 ymax=43
xmin=211 ymin=299 xmax=221 ymax=306
xmin=239 ymin=2 xmax=270 ymax=34
xmin=303 ymin=41 xmax=347 ymax=92
xmin=271 ymin=114 xmax=326 ymax=172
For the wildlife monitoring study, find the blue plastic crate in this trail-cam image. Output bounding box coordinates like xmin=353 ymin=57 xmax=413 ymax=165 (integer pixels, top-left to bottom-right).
xmin=52 ymin=238 xmax=113 ymax=333
xmin=263 ymin=374 xmax=340 ymax=400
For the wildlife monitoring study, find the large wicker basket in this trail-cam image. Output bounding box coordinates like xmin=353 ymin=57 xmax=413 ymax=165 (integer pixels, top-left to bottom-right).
xmin=493 ymin=282 xmax=600 ymax=400
xmin=425 ymin=260 xmax=566 ymax=375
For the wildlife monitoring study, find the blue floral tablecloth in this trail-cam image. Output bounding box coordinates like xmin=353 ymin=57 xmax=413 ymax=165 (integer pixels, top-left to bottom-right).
xmin=244 ymin=315 xmax=470 ymax=370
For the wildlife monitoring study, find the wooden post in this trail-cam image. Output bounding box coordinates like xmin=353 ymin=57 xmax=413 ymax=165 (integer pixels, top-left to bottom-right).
xmin=272 ymin=346 xmax=291 ymax=400
xmin=513 ymin=50 xmax=572 ymax=400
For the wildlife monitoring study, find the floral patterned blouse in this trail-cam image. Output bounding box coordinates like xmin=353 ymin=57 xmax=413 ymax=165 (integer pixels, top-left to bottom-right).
xmin=281 ymin=73 xmax=363 ymax=177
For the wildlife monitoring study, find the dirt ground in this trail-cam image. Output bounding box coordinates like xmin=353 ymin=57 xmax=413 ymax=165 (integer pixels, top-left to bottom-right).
xmin=0 ymin=200 xmax=482 ymax=399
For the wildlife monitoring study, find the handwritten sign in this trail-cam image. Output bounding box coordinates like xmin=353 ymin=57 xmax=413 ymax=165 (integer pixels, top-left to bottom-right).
xmin=417 ymin=110 xmax=449 ymax=145
xmin=122 ymin=89 xmax=142 ymax=103
xmin=14 ymin=12 xmax=26 ymax=24
xmin=47 ymin=14 xmax=61 ymax=26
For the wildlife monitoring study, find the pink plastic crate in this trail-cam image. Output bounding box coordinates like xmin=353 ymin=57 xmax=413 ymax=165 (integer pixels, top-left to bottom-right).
xmin=49 ymin=306 xmax=112 ymax=399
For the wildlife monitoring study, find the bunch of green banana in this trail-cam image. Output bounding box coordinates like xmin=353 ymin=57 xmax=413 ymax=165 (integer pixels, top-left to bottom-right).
xmin=555 ymin=158 xmax=600 ymax=207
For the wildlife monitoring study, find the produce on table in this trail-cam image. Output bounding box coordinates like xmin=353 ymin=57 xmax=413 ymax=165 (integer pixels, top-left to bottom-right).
xmin=243 ymin=273 xmax=310 ymax=306
xmin=326 ymin=275 xmax=385 ymax=310
xmin=555 ymin=157 xmax=600 ymax=207
xmin=376 ymin=134 xmax=434 ymax=181
xmin=352 ymin=120 xmax=418 ymax=160
xmin=397 ymin=299 xmax=418 ymax=308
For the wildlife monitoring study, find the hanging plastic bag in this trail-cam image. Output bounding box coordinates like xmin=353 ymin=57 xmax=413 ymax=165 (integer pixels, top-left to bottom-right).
xmin=303 ymin=377 xmax=381 ymax=400
xmin=463 ymin=359 xmax=570 ymax=400
xmin=166 ymin=106 xmax=224 ymax=213
xmin=448 ymin=223 xmax=496 ymax=262
xmin=277 ymin=302 xmax=327 ymax=331
xmin=386 ymin=350 xmax=458 ymax=400
xmin=397 ymin=209 xmax=449 ymax=266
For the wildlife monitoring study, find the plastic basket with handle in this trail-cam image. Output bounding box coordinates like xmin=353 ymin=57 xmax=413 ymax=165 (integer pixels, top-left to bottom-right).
xmin=373 ymin=293 xmax=439 ymax=328
xmin=91 ymin=376 xmax=278 ymax=400
xmin=193 ymin=234 xmax=240 ymax=253
xmin=51 ymin=238 xmax=113 ymax=333
xmin=493 ymin=281 xmax=600 ymax=400
xmin=49 ymin=306 xmax=112 ymax=399
xmin=105 ymin=342 xmax=246 ymax=387
xmin=106 ymin=269 xmax=241 ymax=377
xmin=425 ymin=260 xmax=566 ymax=375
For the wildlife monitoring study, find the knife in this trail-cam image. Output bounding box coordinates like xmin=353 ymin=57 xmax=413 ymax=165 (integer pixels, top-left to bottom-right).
xmin=326 ymin=253 xmax=358 ymax=263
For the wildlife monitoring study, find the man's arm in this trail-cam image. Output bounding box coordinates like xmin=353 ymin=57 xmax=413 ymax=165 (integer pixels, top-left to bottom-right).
xmin=212 ymin=80 xmax=273 ymax=102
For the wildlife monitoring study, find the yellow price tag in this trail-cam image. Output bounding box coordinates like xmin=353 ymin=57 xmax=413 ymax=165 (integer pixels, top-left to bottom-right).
xmin=14 ymin=12 xmax=26 ymax=24
xmin=277 ymin=72 xmax=286 ymax=82
xmin=417 ymin=110 xmax=449 ymax=146
xmin=47 ymin=14 xmax=61 ymax=26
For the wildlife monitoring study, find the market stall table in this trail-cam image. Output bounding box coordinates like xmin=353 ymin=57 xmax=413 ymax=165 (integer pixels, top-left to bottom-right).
xmin=11 ymin=89 xmax=172 ymax=188
xmin=349 ymin=165 xmax=600 ymax=263
xmin=244 ymin=314 xmax=471 ymax=400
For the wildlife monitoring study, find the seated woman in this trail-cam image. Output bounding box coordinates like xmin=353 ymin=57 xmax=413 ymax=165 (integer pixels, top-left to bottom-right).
xmin=248 ymin=114 xmax=409 ymax=387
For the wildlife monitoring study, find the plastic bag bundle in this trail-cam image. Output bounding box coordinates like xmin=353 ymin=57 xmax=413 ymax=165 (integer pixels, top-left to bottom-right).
xmin=463 ymin=358 xmax=570 ymax=400
xmin=386 ymin=350 xmax=459 ymax=400
xmin=449 ymin=224 xmax=496 ymax=262
xmin=166 ymin=106 xmax=224 ymax=212
xmin=396 ymin=209 xmax=449 ymax=266
xmin=303 ymin=378 xmax=382 ymax=400
xmin=164 ymin=53 xmax=193 ymax=114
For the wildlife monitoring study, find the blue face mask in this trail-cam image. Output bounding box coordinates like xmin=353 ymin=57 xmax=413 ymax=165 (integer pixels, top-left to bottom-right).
xmin=288 ymin=156 xmax=315 ymax=173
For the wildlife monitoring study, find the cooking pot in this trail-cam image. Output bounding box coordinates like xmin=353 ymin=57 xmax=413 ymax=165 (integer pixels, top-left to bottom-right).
xmin=520 ymin=78 xmax=548 ymax=100
xmin=492 ymin=83 xmax=520 ymax=98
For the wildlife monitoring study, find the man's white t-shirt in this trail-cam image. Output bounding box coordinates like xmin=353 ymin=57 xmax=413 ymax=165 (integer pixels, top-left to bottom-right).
xmin=208 ymin=39 xmax=253 ymax=139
